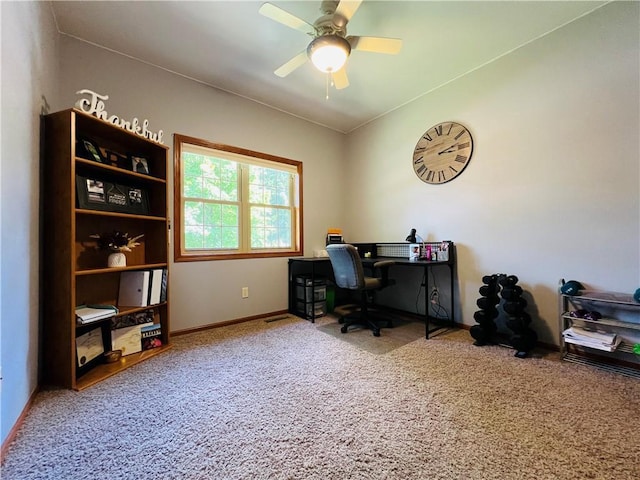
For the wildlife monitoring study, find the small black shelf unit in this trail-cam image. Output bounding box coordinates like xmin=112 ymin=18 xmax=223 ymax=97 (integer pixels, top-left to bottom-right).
xmin=294 ymin=275 xmax=327 ymax=320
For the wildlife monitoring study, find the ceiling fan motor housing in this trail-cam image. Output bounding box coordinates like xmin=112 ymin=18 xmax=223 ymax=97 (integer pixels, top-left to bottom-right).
xmin=314 ymin=14 xmax=348 ymax=37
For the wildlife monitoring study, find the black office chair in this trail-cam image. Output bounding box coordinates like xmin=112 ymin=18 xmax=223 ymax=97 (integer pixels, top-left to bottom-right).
xmin=326 ymin=243 xmax=395 ymax=337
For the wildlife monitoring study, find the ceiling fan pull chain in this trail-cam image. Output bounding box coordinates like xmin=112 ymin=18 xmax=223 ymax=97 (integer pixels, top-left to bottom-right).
xmin=326 ymin=72 xmax=330 ymax=100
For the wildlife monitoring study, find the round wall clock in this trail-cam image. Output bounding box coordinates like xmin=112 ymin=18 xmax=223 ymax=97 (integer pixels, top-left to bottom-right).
xmin=412 ymin=122 xmax=474 ymax=184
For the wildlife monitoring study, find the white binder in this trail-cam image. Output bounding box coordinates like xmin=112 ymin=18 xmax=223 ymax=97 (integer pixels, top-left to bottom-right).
xmin=118 ymin=270 xmax=150 ymax=307
xmin=148 ymin=269 xmax=163 ymax=305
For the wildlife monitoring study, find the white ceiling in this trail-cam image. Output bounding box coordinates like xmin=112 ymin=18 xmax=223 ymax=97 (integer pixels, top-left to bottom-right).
xmin=50 ymin=1 xmax=608 ymax=133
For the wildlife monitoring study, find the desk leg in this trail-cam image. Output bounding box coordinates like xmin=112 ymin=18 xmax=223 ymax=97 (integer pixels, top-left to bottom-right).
xmin=310 ymin=262 xmax=317 ymax=323
xmin=424 ymin=264 xmax=455 ymax=339
xmin=449 ymin=265 xmax=454 ymax=328
xmin=424 ymin=265 xmax=430 ymax=339
xmin=288 ymin=261 xmax=294 ymax=314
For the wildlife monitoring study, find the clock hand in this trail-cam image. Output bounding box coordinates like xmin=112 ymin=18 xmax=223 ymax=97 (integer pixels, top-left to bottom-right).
xmin=438 ymin=145 xmax=457 ymax=155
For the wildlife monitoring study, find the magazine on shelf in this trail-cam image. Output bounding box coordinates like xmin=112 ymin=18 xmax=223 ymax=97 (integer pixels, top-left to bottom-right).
xmin=75 ymin=305 xmax=119 ymax=324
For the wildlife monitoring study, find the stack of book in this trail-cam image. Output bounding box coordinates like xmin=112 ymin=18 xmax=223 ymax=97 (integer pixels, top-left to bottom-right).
xmin=562 ymin=326 xmax=621 ymax=352
xmin=75 ymin=305 xmax=119 ymax=325
xmin=141 ymin=323 xmax=162 ymax=350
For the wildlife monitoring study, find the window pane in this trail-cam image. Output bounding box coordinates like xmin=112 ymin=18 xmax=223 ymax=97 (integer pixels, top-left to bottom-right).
xmin=221 ymin=205 xmax=238 ymax=227
xmin=249 ymin=166 xmax=290 ymax=207
xmin=250 ymin=206 xmax=291 ymax=248
xmin=185 ymin=225 xmax=204 ymax=249
xmin=183 ymin=154 xmax=204 ymax=176
xmin=184 ymin=201 xmax=204 ymax=225
xmin=203 ymin=203 xmax=221 ymax=226
xmin=203 ymin=226 xmax=221 ymax=249
xmin=222 ymin=227 xmax=239 ymax=248
xmin=184 ymin=175 xmax=204 ymax=198
xmin=183 ymin=152 xmax=238 ymax=201
xmin=276 ymin=183 xmax=290 ymax=206
xmin=221 ymin=161 xmax=238 ymax=183
xmin=202 ymin=177 xmax=220 ymax=200
xmin=277 ymin=208 xmax=290 ymax=228
xmin=220 ymin=181 xmax=238 ymax=201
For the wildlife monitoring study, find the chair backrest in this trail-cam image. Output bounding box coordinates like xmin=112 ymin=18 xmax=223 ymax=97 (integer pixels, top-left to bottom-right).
xmin=326 ymin=244 xmax=365 ymax=290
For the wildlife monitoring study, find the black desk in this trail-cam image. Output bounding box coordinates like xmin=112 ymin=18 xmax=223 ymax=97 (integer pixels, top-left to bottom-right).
xmin=288 ymin=244 xmax=455 ymax=339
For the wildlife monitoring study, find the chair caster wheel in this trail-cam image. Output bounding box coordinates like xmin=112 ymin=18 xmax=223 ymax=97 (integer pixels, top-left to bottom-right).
xmin=373 ymin=330 xmax=380 ymax=337
xmin=340 ymin=326 xmax=348 ymax=334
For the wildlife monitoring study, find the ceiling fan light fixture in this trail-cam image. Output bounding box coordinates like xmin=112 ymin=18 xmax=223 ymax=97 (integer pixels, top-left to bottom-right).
xmin=307 ymin=35 xmax=351 ymax=73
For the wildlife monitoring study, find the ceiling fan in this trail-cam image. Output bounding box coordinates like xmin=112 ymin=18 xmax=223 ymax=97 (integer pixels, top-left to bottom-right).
xmin=259 ymin=0 xmax=402 ymax=90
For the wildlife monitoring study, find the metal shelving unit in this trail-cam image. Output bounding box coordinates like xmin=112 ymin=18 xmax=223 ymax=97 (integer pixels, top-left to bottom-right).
xmin=559 ymin=285 xmax=640 ymax=379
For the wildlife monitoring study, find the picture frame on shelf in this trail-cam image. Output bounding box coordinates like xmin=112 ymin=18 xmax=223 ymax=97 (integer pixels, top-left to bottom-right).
xmin=76 ymin=324 xmax=106 ymax=374
xmin=76 ymin=136 xmax=105 ymax=164
xmin=105 ymin=150 xmax=129 ymax=169
xmin=76 ymin=175 xmax=150 ymax=215
xmin=105 ymin=183 xmax=128 ymax=209
xmin=130 ymin=155 xmax=150 ymax=175
xmin=83 ymin=178 xmax=107 ymax=207
xmin=126 ymin=186 xmax=149 ymax=215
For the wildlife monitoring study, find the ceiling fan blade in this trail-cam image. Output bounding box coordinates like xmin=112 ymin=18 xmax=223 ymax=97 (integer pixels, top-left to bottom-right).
xmin=334 ymin=0 xmax=363 ymax=23
xmin=347 ymin=36 xmax=402 ymax=54
xmin=259 ymin=3 xmax=315 ymax=35
xmin=332 ymin=68 xmax=349 ymax=90
xmin=274 ymin=51 xmax=308 ymax=77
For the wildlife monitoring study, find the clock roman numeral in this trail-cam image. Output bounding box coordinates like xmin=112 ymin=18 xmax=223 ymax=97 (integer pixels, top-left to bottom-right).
xmin=422 ymin=133 xmax=432 ymax=142
xmin=416 ymin=164 xmax=427 ymax=176
xmin=415 ymin=146 xmax=426 ymax=153
xmin=455 ymin=154 xmax=467 ymax=163
xmin=446 ymin=123 xmax=453 ymax=135
xmin=425 ymin=170 xmax=435 ymax=182
xmin=454 ymin=130 xmax=466 ymax=140
xmin=457 ymin=142 xmax=470 ymax=150
xmin=438 ymin=170 xmax=446 ymax=182
xmin=449 ymin=165 xmax=459 ymax=174
xmin=414 ymin=156 xmax=424 ymax=164
xmin=434 ymin=125 xmax=443 ymax=136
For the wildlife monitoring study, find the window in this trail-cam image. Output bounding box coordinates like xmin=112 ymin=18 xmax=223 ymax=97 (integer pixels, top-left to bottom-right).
xmin=174 ymin=135 xmax=302 ymax=261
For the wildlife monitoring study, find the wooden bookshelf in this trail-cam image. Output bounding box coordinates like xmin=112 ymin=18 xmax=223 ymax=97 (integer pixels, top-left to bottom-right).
xmin=43 ymin=109 xmax=171 ymax=390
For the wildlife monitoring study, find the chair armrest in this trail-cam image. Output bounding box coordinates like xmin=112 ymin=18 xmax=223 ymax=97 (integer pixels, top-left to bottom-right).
xmin=373 ymin=260 xmax=395 ymax=269
xmin=373 ymin=260 xmax=395 ymax=288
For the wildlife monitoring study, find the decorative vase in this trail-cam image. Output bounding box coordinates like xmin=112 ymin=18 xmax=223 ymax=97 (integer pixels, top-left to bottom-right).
xmin=107 ymin=252 xmax=126 ymax=268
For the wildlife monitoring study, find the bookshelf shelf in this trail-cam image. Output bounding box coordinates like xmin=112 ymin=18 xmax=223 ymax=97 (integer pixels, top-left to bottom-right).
xmin=76 ymin=209 xmax=167 ymax=221
xmin=76 ymin=263 xmax=168 ymax=276
xmin=75 ymin=344 xmax=172 ymax=391
xmin=76 ymin=157 xmax=167 ymax=185
xmin=43 ymin=108 xmax=171 ymax=390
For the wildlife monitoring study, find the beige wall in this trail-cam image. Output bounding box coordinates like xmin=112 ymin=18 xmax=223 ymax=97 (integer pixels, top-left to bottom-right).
xmin=1 ymin=1 xmax=60 ymax=444
xmin=345 ymin=1 xmax=640 ymax=344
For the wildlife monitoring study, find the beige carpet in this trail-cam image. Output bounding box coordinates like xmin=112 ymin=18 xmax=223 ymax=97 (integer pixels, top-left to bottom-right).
xmin=316 ymin=311 xmax=429 ymax=354
xmin=2 ymin=315 xmax=639 ymax=480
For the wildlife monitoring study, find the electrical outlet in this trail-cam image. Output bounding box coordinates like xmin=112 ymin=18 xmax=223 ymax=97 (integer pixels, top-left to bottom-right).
xmin=430 ymin=287 xmax=439 ymax=304
xmin=242 ymin=287 xmax=249 ymax=298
